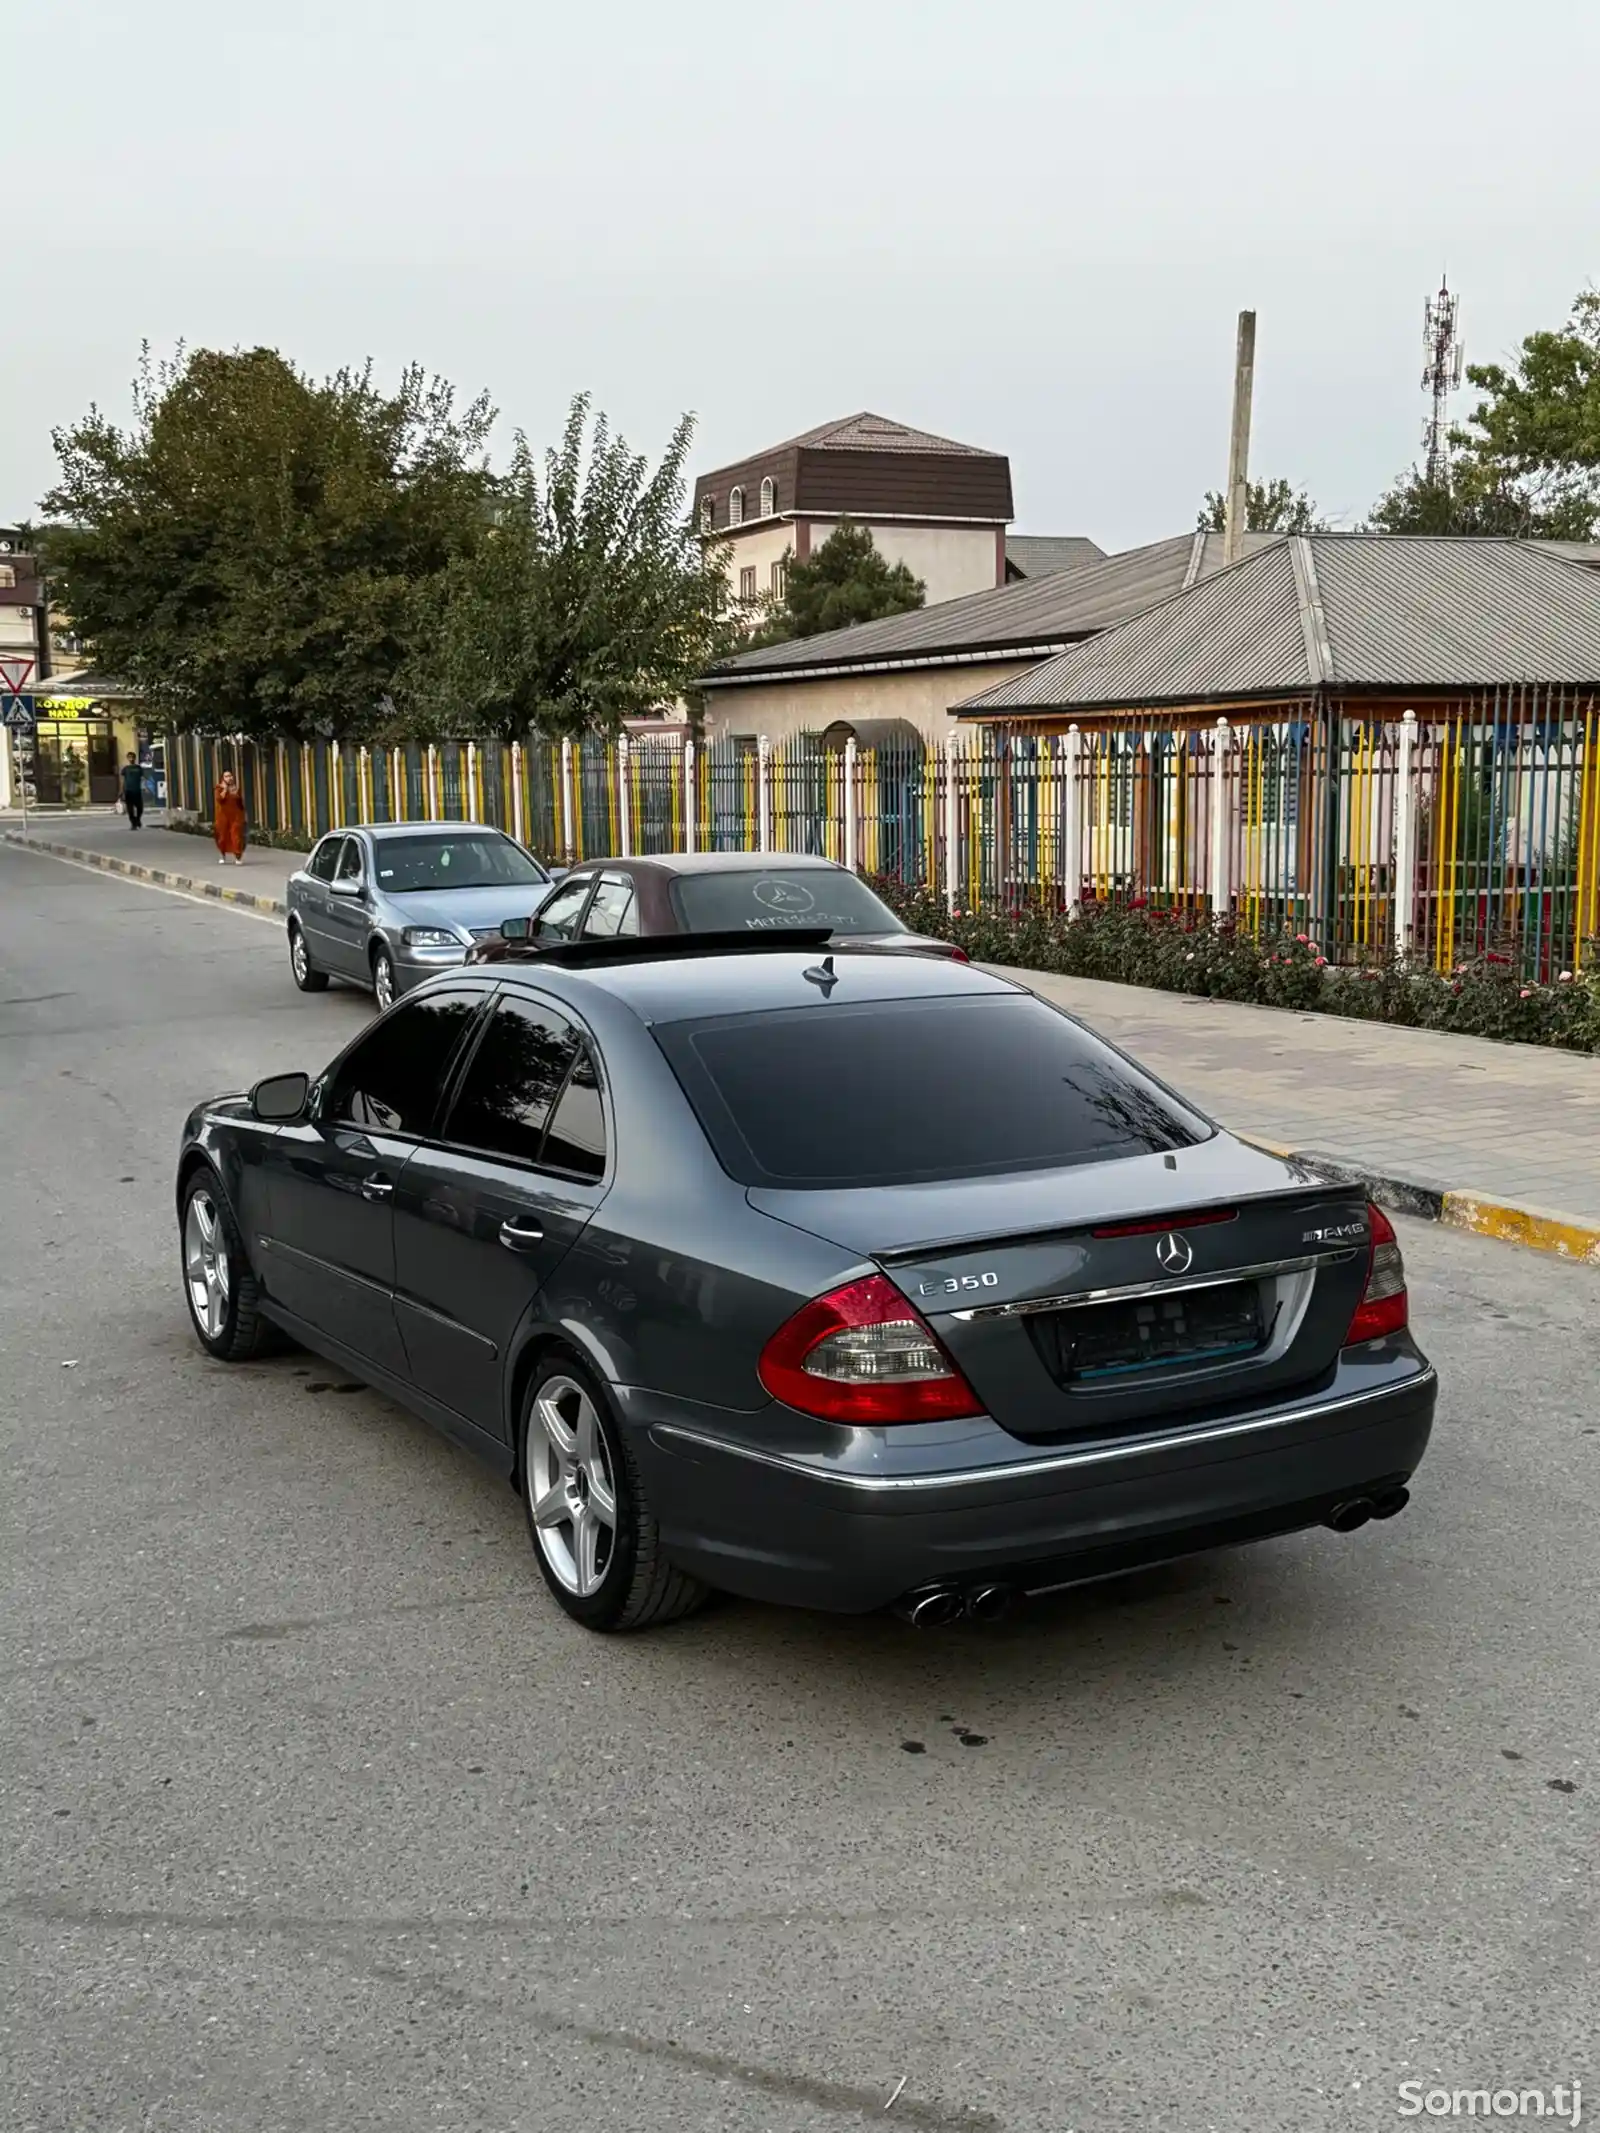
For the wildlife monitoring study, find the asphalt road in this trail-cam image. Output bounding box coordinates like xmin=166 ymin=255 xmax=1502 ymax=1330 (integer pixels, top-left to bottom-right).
xmin=3 ymin=841 xmax=1596 ymax=2133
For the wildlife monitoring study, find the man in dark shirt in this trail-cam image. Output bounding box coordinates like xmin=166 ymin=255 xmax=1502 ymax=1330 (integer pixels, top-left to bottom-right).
xmin=120 ymin=753 xmax=146 ymax=829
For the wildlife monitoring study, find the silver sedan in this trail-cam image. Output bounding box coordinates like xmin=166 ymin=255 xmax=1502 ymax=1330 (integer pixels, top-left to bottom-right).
xmin=286 ymin=822 xmax=553 ymax=1009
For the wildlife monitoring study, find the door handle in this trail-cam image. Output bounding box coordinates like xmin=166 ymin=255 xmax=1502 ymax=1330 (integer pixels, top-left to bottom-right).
xmin=499 ymin=1216 xmax=545 ymax=1250
xmin=361 ymin=1173 xmax=395 ymax=1201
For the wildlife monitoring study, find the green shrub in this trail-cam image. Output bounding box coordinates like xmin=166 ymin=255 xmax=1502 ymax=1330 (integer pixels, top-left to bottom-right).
xmin=164 ymin=816 xmax=309 ymax=852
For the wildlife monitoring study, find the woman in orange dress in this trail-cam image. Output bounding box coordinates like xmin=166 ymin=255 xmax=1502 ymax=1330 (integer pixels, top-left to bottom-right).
xmin=213 ymin=771 xmax=247 ymax=864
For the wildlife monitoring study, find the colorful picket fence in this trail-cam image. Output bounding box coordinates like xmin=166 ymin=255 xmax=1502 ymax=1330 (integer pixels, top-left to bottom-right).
xmin=169 ymin=687 xmax=1600 ymax=978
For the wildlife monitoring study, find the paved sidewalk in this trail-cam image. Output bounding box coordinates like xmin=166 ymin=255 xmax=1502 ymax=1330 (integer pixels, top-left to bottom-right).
xmin=5 ymin=815 xmax=1596 ymax=1260
xmin=0 ymin=808 xmax=304 ymax=913
xmin=1003 ymin=966 xmax=1600 ymax=1256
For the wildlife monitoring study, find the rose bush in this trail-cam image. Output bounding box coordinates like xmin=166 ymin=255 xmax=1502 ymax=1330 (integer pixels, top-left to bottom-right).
xmin=869 ymin=880 xmax=1600 ymax=1055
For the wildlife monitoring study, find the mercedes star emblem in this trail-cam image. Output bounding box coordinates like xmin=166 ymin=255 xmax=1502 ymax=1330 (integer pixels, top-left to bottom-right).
xmin=1156 ymin=1232 xmax=1193 ymax=1275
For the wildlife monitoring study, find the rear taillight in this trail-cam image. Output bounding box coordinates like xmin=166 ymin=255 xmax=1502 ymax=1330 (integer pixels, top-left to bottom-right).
xmin=758 ymin=1275 xmax=983 ymax=1423
xmin=945 ymin=944 xmax=970 ymax=963
xmin=1344 ymin=1203 xmax=1408 ymax=1345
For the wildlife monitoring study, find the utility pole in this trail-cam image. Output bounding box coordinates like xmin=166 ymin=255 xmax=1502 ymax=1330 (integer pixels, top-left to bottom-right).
xmin=1222 ymin=309 xmax=1257 ymax=566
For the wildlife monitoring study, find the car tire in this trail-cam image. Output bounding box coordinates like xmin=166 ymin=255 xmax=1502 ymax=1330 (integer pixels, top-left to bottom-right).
xmin=371 ymin=943 xmax=396 ymax=1013
xmin=518 ymin=1356 xmax=710 ymax=1633
xmin=288 ymin=922 xmax=329 ymax=993
xmin=180 ymin=1168 xmax=273 ymax=1362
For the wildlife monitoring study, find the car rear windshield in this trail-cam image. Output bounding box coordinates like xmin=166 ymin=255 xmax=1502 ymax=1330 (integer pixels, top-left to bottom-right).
xmin=373 ymin=835 xmax=548 ymax=894
xmin=655 ymin=995 xmax=1212 ymax=1188
xmin=669 ymin=868 xmax=904 ymax=937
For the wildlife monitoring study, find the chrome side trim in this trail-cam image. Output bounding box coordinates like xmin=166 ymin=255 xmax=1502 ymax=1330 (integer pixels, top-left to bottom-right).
xmin=395 ymin=1292 xmax=498 ymax=1355
xmin=258 ymin=1235 xmax=390 ymax=1302
xmin=649 ymin=1370 xmax=1434 ymax=1495
xmin=947 ymin=1249 xmax=1360 ymax=1322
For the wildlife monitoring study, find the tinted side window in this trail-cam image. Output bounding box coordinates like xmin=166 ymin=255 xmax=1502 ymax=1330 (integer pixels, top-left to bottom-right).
xmin=335 ymin=838 xmax=365 ymax=881
xmin=541 ymin=1048 xmax=606 ymax=1179
xmin=443 ymin=998 xmax=582 ymax=1165
xmin=325 ymin=989 xmax=484 ymax=1137
xmin=583 ymin=876 xmax=639 ymax=941
xmin=534 ymin=878 xmax=593 ymax=943
xmin=308 ymin=837 xmax=344 ymax=883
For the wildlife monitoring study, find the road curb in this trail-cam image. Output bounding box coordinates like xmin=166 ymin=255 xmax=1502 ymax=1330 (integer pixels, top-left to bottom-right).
xmin=0 ymin=830 xmax=289 ymax=917
xmin=1242 ymin=1138 xmax=1600 ymax=1266
xmin=1438 ymin=1192 xmax=1600 ymax=1265
xmin=1284 ymin=1149 xmax=1447 ymax=1224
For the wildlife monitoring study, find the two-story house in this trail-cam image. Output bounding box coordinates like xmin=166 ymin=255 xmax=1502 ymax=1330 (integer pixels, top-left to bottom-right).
xmin=693 ymin=412 xmax=1016 ymax=618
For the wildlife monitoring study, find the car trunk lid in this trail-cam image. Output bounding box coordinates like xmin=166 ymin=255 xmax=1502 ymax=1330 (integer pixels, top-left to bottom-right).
xmin=749 ymin=1138 xmax=1372 ymax=1442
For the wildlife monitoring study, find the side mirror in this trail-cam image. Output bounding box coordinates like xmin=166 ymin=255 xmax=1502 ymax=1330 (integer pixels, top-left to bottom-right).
xmin=499 ymin=916 xmax=532 ymax=942
xmin=251 ymin=1071 xmax=311 ymax=1123
xmin=329 ymin=877 xmax=362 ymax=899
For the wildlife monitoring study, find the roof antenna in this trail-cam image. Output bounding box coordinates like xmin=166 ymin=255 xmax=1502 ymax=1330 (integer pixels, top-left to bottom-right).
xmin=802 ymin=953 xmax=838 ymax=996
xmin=1422 ymin=275 xmax=1464 ymax=486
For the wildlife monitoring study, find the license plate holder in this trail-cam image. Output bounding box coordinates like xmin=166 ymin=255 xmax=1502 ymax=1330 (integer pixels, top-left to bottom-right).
xmin=1064 ymin=1280 xmax=1265 ymax=1383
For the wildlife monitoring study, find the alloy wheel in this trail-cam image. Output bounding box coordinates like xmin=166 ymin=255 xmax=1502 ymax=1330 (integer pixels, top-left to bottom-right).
xmin=290 ymin=930 xmax=309 ymax=984
xmin=183 ymin=1188 xmax=231 ymax=1342
xmin=373 ymin=952 xmax=394 ymax=1011
xmin=526 ymin=1376 xmax=618 ymax=1598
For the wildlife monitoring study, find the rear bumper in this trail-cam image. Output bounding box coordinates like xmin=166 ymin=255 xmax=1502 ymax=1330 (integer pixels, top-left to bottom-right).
xmin=624 ymin=1365 xmax=1438 ymax=1614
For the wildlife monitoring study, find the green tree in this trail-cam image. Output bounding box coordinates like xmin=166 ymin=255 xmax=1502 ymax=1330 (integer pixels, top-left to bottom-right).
xmin=42 ymin=345 xmax=495 ymax=739
xmin=1370 ymin=288 xmax=1600 ymax=539
xmin=1365 ymin=464 xmax=1541 ymax=536
xmin=1196 ymin=478 xmax=1326 ymax=534
xmin=408 ymin=395 xmax=729 ymax=741
xmin=751 ymin=520 xmax=925 ymax=645
xmin=1457 ymin=289 xmax=1600 ymax=533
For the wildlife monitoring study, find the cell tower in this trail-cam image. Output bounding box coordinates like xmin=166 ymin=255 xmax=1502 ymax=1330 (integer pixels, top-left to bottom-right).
xmin=1421 ymin=277 xmax=1464 ymax=485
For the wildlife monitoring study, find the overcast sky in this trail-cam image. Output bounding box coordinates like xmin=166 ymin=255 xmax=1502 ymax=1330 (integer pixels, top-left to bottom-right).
xmin=7 ymin=0 xmax=1596 ymax=551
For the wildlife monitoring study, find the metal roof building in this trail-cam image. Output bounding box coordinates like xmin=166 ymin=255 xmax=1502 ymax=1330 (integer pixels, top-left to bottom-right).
xmin=703 ymin=531 xmax=1284 ymax=692
xmin=955 ymin=536 xmax=1600 ymax=720
xmin=31 ymin=670 xmax=142 ymax=702
xmin=1004 ymin=534 xmax=1107 ymax=581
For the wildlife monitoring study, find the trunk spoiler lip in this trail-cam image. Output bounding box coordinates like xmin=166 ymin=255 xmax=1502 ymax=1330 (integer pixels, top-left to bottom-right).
xmin=861 ymin=1183 xmax=1367 ymax=1268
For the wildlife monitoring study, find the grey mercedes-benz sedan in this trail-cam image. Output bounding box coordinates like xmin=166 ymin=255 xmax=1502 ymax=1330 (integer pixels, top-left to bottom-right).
xmin=176 ymin=932 xmax=1436 ymax=1634
xmin=285 ymin=822 xmax=553 ymax=1009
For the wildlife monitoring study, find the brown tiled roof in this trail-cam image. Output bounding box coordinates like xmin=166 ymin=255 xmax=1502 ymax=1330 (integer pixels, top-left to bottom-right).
xmin=758 ymin=412 xmax=997 ymax=457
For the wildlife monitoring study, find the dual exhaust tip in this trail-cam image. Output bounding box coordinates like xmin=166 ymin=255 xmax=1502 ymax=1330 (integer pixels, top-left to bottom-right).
xmin=1324 ymin=1485 xmax=1409 ymax=1534
xmin=896 ymin=1580 xmax=1016 ymax=1629
xmin=897 ymin=1487 xmax=1413 ymax=1624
